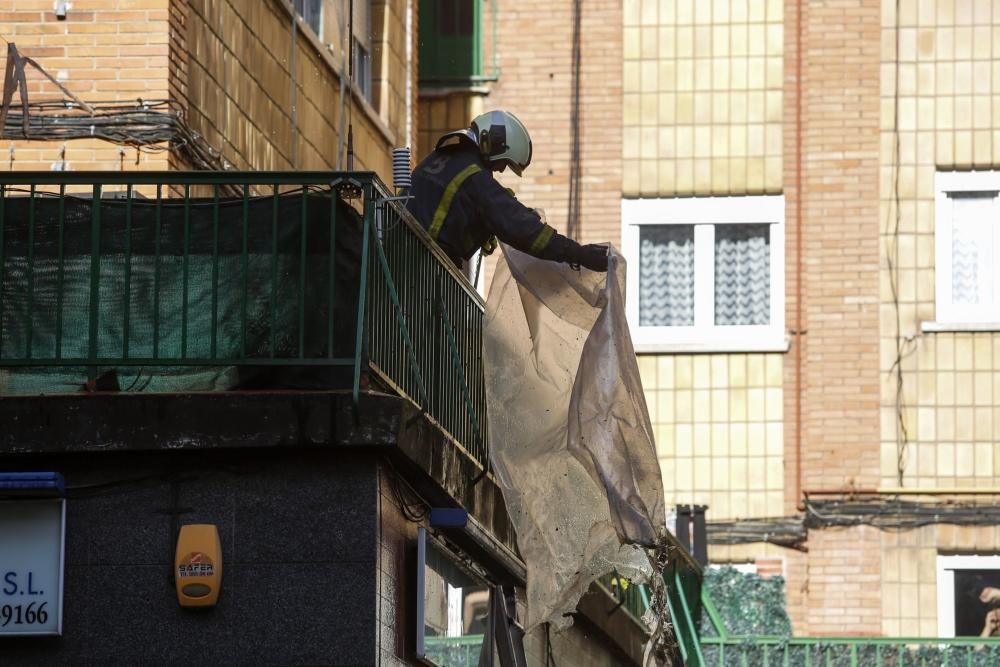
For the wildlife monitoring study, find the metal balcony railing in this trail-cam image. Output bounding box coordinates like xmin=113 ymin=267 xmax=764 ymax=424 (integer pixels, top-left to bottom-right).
xmin=0 ymin=171 xmax=488 ymax=467
xmin=660 ymin=555 xmax=1000 ymax=667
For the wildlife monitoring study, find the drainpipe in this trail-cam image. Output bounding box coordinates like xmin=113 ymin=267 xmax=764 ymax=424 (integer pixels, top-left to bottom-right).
xmin=794 ymin=0 xmax=804 ymax=508
xmin=405 ymin=0 xmax=414 ymax=155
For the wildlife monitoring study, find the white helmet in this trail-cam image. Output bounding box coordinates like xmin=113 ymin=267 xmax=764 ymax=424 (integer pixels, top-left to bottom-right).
xmin=472 ymin=110 xmax=532 ymax=176
xmin=437 ymin=110 xmax=533 ymax=176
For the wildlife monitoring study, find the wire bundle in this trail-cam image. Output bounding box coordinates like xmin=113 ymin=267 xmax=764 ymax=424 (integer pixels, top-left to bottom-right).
xmin=1 ymin=99 xmax=228 ymax=172
xmin=706 ymin=496 xmax=1000 ymax=551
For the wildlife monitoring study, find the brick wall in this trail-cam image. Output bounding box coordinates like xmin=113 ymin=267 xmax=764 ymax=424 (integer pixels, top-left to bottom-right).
xmin=782 ymin=0 xmax=884 ymax=635
xmin=0 ymin=0 xmax=410 ymax=179
xmin=416 ymin=91 xmax=486 ymax=162
xmin=486 ymin=0 xmax=623 ymax=249
xmin=169 ymin=0 xmax=406 ymax=178
xmin=0 ymin=0 xmax=171 ymax=172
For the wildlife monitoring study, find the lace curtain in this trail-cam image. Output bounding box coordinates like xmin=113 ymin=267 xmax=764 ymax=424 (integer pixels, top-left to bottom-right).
xmin=639 ymin=226 xmax=694 ymax=326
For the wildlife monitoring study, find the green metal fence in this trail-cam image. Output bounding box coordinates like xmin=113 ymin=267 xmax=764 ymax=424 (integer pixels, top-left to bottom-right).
xmin=597 ymin=572 xmax=652 ymax=626
xmin=685 ymin=569 xmax=1000 ymax=667
xmin=0 ymin=171 xmax=489 ymax=469
xmin=699 ymin=634 xmax=1000 ymax=667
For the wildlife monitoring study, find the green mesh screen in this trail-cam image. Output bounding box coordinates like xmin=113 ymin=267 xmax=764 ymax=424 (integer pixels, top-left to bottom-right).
xmin=0 ymin=191 xmax=363 ymax=394
xmin=701 ymin=565 xmax=792 ymax=637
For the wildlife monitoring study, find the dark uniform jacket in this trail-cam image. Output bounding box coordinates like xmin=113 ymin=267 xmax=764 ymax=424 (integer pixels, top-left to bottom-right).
xmin=406 ymin=142 xmax=589 ymax=268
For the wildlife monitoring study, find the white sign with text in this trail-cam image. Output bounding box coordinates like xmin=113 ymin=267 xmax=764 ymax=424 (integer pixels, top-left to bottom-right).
xmin=0 ymin=500 xmax=65 ymax=636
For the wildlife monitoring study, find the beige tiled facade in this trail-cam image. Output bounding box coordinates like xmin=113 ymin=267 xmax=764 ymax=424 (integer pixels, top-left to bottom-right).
xmin=879 ymin=0 xmax=1000 ymax=488
xmin=622 ymin=0 xmax=784 ymax=197
xmin=624 ymin=0 xmax=787 ymax=537
xmin=639 ymin=354 xmax=785 ymax=521
xmin=878 ymin=0 xmax=1000 ymax=635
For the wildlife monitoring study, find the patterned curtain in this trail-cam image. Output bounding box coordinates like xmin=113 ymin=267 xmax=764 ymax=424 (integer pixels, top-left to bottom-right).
xmin=951 ymin=194 xmax=994 ymax=305
xmin=715 ymin=224 xmax=770 ymax=326
xmin=639 ymin=225 xmax=694 ymax=326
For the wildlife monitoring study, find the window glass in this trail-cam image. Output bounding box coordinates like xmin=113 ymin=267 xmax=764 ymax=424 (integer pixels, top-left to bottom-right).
xmin=422 ymin=537 xmax=492 ymax=666
xmin=950 ymin=193 xmax=995 ymax=307
xmin=715 ymin=223 xmax=770 ymax=326
xmin=293 ymin=0 xmax=323 ymax=37
xmin=638 ymin=225 xmax=695 ymax=327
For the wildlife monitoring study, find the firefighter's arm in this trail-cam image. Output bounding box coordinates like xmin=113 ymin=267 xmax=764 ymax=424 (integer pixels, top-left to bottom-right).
xmin=474 ymin=174 xmax=607 ymax=272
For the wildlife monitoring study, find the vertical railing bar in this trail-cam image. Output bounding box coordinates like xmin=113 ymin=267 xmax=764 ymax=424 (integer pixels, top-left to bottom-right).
xmin=763 ymin=644 xmax=770 ymax=667
xmin=353 ymin=188 xmax=373 ymax=408
xmin=672 ymin=569 xmax=706 ymax=666
xmin=55 ymin=183 xmax=65 ymax=359
xmin=25 ymin=184 xmax=35 ymax=359
xmin=271 ymin=184 xmax=278 ymax=358
xmin=241 ymin=183 xmax=249 ymax=358
xmin=123 ymin=184 xmax=133 ymax=360
xmin=298 ymin=186 xmax=308 ymax=359
xmin=88 ymin=183 xmax=102 ymax=379
xmin=181 ymin=183 xmax=191 ymax=359
xmin=210 ymin=183 xmax=220 ymax=359
xmin=850 ymin=642 xmax=857 ymax=667
xmin=0 ymin=184 xmax=5 ymax=360
xmin=327 ymin=185 xmax=337 ymax=358
xmin=153 ymin=184 xmax=162 ymax=358
xmin=782 ymin=642 xmax=789 ymax=667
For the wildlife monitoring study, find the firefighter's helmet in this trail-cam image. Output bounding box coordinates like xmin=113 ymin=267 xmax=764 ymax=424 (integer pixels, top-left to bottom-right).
xmin=436 ymin=110 xmax=533 ymax=177
xmin=471 ymin=110 xmax=532 ymax=176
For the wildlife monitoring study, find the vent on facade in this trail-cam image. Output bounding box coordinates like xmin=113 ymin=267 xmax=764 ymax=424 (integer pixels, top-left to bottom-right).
xmin=392 ymin=147 xmax=412 ymax=191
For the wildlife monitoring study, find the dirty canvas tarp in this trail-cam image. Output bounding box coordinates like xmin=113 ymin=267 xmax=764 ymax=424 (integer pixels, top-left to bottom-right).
xmin=484 ymin=243 xmax=665 ymax=630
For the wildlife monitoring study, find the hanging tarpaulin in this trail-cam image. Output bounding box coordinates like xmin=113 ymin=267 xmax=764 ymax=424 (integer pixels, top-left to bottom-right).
xmin=484 ymin=244 xmax=665 ymax=630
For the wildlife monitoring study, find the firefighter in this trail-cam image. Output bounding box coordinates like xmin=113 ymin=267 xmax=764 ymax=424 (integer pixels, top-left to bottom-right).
xmin=406 ymin=110 xmax=609 ymax=273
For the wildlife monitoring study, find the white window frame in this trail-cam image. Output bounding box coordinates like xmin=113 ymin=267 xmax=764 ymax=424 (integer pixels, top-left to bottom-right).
xmin=936 ymin=553 xmax=1000 ymax=637
xmin=621 ymin=195 xmax=787 ymax=353
xmin=933 ymin=171 xmax=1000 ymax=328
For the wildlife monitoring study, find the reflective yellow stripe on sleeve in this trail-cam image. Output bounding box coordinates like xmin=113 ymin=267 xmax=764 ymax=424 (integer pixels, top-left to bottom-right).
xmin=428 ymin=164 xmax=481 ymax=240
xmin=528 ymin=224 xmax=555 ymax=255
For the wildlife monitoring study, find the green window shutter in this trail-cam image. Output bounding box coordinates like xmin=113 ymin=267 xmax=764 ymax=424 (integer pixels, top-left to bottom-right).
xmin=419 ymin=0 xmax=482 ymax=85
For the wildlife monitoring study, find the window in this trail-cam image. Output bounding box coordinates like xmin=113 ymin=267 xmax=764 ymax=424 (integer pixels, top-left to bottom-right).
xmin=936 ymin=554 xmax=1000 ymax=637
xmin=934 ymin=171 xmax=1000 ymax=326
xmin=304 ymin=0 xmax=374 ymax=104
xmin=353 ymin=37 xmax=372 ymax=102
xmin=293 ymin=0 xmax=323 ymax=38
xmin=622 ymin=196 xmax=786 ymax=352
xmin=417 ymin=528 xmax=497 ymax=666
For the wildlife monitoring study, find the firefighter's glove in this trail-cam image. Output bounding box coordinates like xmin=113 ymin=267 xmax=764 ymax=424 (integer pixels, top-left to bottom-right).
xmin=576 ymin=244 xmax=609 ymax=272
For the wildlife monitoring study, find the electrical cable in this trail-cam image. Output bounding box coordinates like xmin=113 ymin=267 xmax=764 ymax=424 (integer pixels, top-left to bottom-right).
xmin=885 ymin=0 xmax=916 ymax=486
xmin=565 ymin=0 xmax=582 ymax=241
xmin=706 ymin=517 xmax=809 ymax=550
xmin=0 ymin=99 xmax=233 ymax=175
xmin=381 ymin=457 xmax=430 ymax=523
xmin=709 ymin=496 xmax=1000 ymax=549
